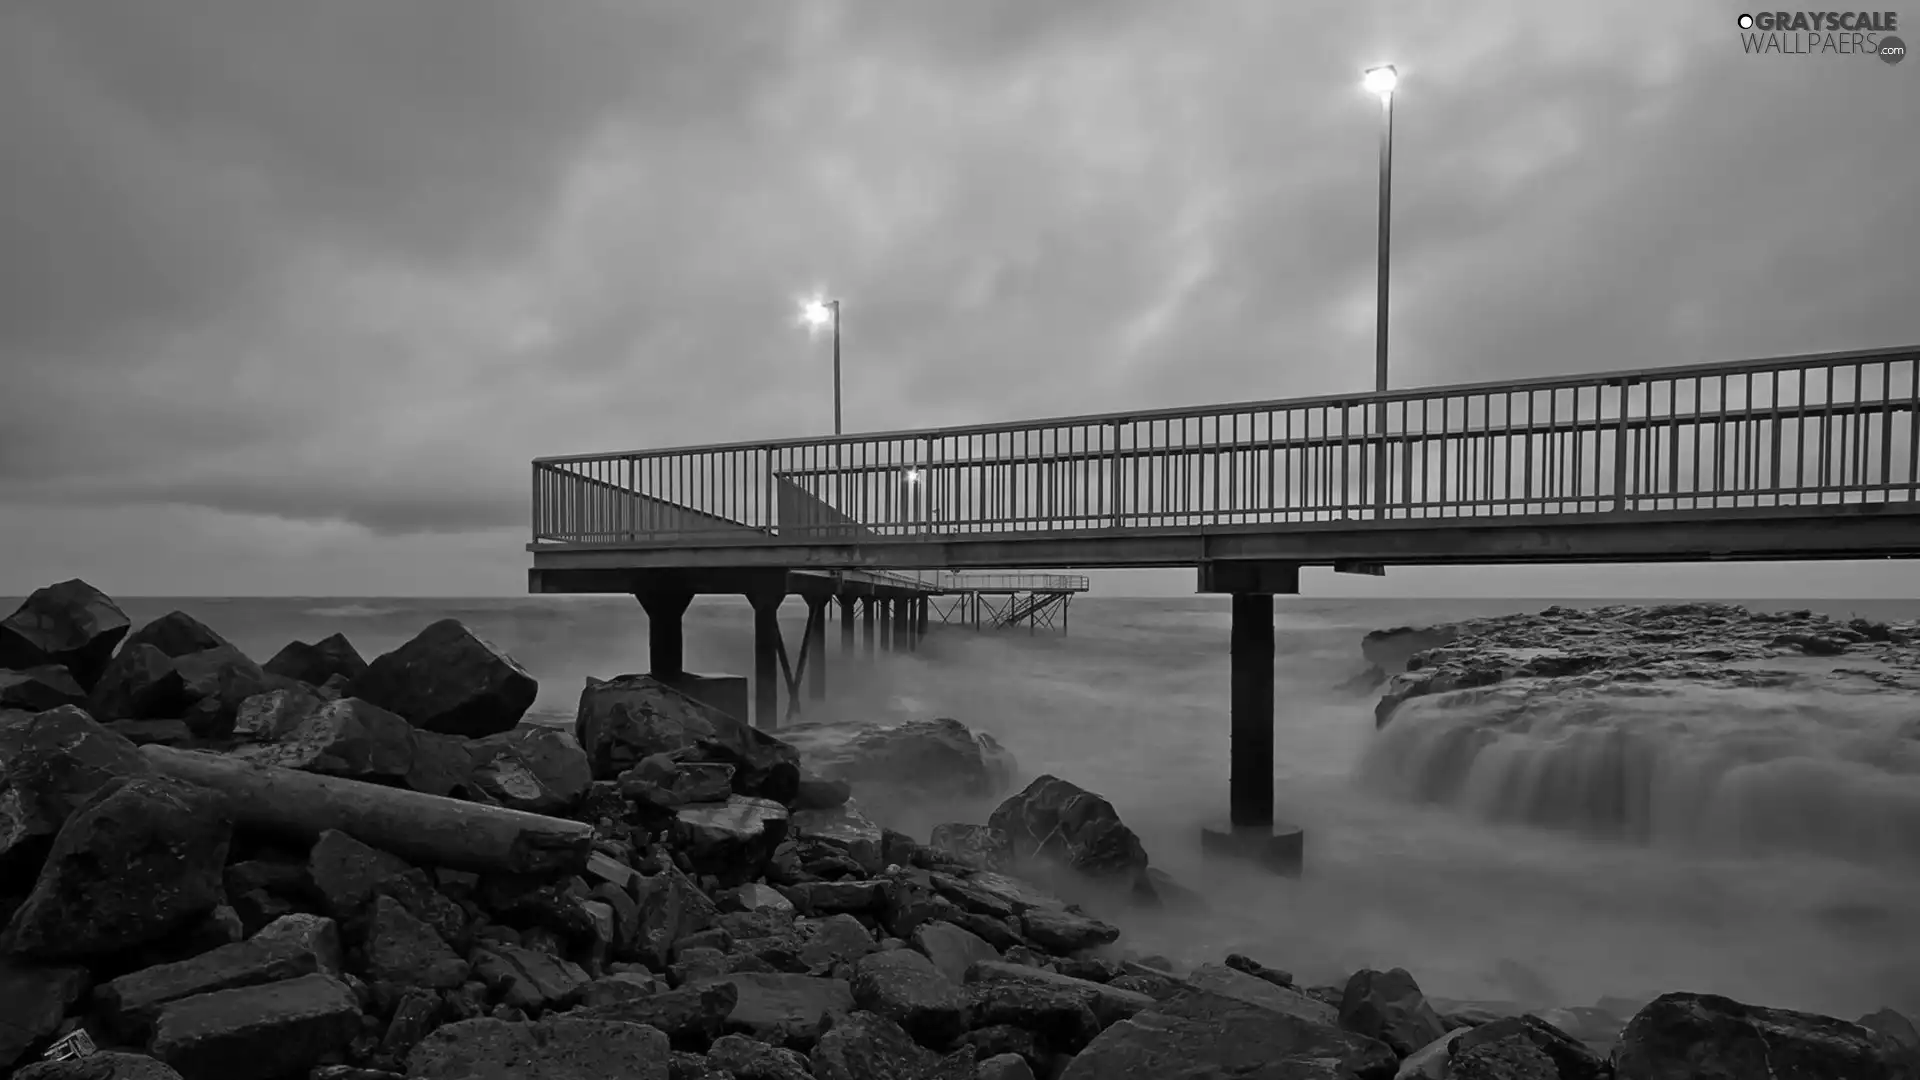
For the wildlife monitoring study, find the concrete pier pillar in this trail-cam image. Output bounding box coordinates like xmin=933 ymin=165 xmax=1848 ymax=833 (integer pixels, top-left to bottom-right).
xmin=916 ymin=597 xmax=929 ymax=638
xmin=876 ymin=598 xmax=891 ymax=652
xmin=747 ymin=590 xmax=784 ymax=730
xmin=1196 ymin=560 xmax=1304 ymax=876
xmin=862 ymin=597 xmax=876 ymax=656
xmin=634 ymin=589 xmax=692 ymax=677
xmin=892 ymin=598 xmax=908 ymax=651
xmin=1228 ymin=591 xmax=1275 ymax=827
xmin=806 ymin=594 xmax=829 ymax=703
xmin=840 ymin=595 xmax=856 ymax=653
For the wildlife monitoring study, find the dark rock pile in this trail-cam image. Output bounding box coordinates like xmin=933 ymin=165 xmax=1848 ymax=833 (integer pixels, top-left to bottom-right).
xmin=1357 ymin=602 xmax=1920 ymax=728
xmin=3 ymin=581 xmax=1918 ymax=1079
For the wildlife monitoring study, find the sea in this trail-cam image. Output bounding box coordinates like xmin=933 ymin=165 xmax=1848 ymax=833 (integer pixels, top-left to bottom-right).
xmin=28 ymin=593 xmax=1920 ymax=1021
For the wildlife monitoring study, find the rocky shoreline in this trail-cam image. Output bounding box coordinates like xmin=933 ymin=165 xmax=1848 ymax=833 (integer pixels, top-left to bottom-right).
xmin=3 ymin=580 xmax=1919 ymax=1080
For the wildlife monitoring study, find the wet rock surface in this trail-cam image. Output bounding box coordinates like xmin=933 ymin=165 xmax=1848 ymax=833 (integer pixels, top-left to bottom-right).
xmin=3 ymin=583 xmax=1917 ymax=1078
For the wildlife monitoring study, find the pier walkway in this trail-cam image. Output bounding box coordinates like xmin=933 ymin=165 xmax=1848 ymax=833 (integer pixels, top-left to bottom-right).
xmin=529 ymin=344 xmax=1920 ymax=866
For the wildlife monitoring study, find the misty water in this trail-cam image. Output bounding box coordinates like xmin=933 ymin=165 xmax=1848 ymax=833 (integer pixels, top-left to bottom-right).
xmin=94 ymin=593 xmax=1920 ymax=1023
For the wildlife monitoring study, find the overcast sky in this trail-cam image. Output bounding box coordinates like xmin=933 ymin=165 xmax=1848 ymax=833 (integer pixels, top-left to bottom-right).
xmin=2 ymin=0 xmax=1915 ymax=599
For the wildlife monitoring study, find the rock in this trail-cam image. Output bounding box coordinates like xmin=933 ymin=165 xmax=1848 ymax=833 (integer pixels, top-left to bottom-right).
xmin=575 ymin=675 xmax=800 ymax=802
xmin=1861 ymin=1007 xmax=1920 ymax=1051
xmin=925 ymin=872 xmax=1015 ymax=921
xmin=794 ymin=914 xmax=881 ymax=973
xmin=946 ymin=872 xmax=1067 ymax=916
xmin=149 ymin=972 xmax=361 ymax=1080
xmin=850 ymin=949 xmax=968 ymax=1048
xmin=1613 ymin=990 xmax=1919 ymax=1080
xmin=707 ymin=1032 xmax=813 ymax=1080
xmin=404 ymin=1015 xmax=671 ymax=1079
xmin=976 ymin=1053 xmax=1036 ymax=1080
xmin=261 ymin=633 xmax=368 ymax=689
xmin=96 ymin=913 xmax=342 ymax=1040
xmin=13 ymin=1052 xmax=185 ymax=1079
xmin=1396 ymin=1027 xmax=1470 ymax=1079
xmin=0 ymin=667 xmax=88 ymax=712
xmin=790 ymin=801 xmax=886 ymax=875
xmin=926 ymin=824 xmax=1010 ymax=872
xmin=632 ymin=865 xmax=719 ymax=972
xmin=102 ymin=719 xmax=195 ymax=747
xmin=404 ymin=731 xmax=478 ymax=800
xmin=777 ymin=717 xmax=1017 ymax=800
xmin=911 ymin=921 xmax=1000 ymax=985
xmin=469 ymin=943 xmax=588 ymax=1013
xmin=618 ymin=755 xmax=736 ymax=810
xmin=85 ymin=645 xmax=190 ymax=723
xmin=352 ymin=619 xmax=537 ymax=738
xmin=672 ymin=796 xmax=791 ymax=886
xmin=0 ymin=959 xmax=90 ymax=1071
xmin=720 ymin=883 xmax=796 ymax=916
xmin=0 ymin=580 xmax=130 ymax=689
xmin=809 ymin=1009 xmax=941 ymax=1080
xmin=582 ymin=970 xmax=661 ymax=1005
xmin=5 ymin=775 xmax=230 ymax=961
xmin=0 ymin=705 xmax=151 ymax=876
xmin=790 ymin=880 xmax=888 ymax=915
xmin=986 ymin=775 xmax=1149 ymax=886
xmin=468 ymin=726 xmax=592 ymax=815
xmin=967 ymin=980 xmax=1102 ymax=1055
xmin=1060 ymin=987 xmax=1398 ymax=1080
xmin=1451 ymin=1015 xmax=1606 ymax=1080
xmin=700 ymin=972 xmax=854 ymax=1048
xmin=380 ymin=987 xmax=441 ymax=1059
xmin=364 ymin=896 xmax=469 ymax=990
xmin=965 ymin=962 xmax=1153 ymax=1030
xmin=1189 ymin=963 xmax=1338 ymax=1026
xmin=307 ymin=830 xmax=412 ymax=920
xmin=1019 ymin=908 xmax=1118 ymax=953
xmin=123 ymin=612 xmax=231 ymax=660
xmin=1336 ymin=967 xmax=1449 ymax=1058
xmin=172 ymin=646 xmax=272 ymax=739
xmin=1224 ymin=953 xmax=1293 ymax=988
xmin=570 ymin=980 xmax=737 ymax=1052
xmin=795 ymin=773 xmax=853 ymax=810
xmin=231 ymin=697 xmax=417 ymax=782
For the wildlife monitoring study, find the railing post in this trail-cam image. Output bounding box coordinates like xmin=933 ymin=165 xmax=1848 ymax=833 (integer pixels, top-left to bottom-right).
xmin=1372 ymin=395 xmax=1389 ymax=520
xmin=1108 ymin=421 xmax=1123 ymax=528
xmin=1612 ymin=379 xmax=1633 ymax=511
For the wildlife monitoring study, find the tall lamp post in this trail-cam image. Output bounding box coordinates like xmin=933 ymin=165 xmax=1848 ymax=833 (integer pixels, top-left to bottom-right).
xmin=800 ymin=298 xmax=843 ymax=435
xmin=1362 ymin=63 xmax=1397 ymax=516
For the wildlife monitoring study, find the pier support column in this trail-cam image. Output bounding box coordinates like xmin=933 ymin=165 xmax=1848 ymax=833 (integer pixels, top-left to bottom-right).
xmin=1196 ymin=560 xmax=1305 ymax=876
xmin=746 ymin=589 xmax=784 ymax=730
xmin=806 ymin=594 xmax=829 ymax=704
xmin=916 ymin=597 xmax=929 ymax=638
xmin=862 ymin=597 xmax=876 ymax=656
xmin=892 ymin=598 xmax=909 ymax=651
xmin=634 ymin=588 xmax=693 ymax=678
xmin=841 ymin=595 xmax=856 ymax=653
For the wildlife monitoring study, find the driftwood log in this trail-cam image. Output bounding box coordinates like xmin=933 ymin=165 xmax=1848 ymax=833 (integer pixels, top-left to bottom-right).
xmin=140 ymin=744 xmax=594 ymax=876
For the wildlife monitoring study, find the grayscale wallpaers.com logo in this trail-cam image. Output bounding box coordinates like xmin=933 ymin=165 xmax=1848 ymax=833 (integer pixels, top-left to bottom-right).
xmin=1737 ymin=11 xmax=1906 ymax=61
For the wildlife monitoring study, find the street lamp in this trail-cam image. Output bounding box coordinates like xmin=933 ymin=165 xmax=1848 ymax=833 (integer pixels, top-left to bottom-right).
xmin=1362 ymin=63 xmax=1397 ymax=515
xmin=800 ymin=297 xmax=843 ymax=435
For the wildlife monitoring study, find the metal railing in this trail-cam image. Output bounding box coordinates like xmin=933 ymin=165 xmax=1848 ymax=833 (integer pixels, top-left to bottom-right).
xmin=532 ymin=345 xmax=1920 ymax=546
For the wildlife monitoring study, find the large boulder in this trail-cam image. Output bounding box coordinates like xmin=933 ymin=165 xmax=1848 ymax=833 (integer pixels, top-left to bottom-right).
xmin=1059 ymin=988 xmax=1397 ymax=1080
xmin=95 ymin=914 xmax=343 ymax=1042
xmin=576 ymin=675 xmax=800 ymax=802
xmin=1335 ymin=967 xmax=1450 ymax=1058
xmin=353 ymin=618 xmax=537 ymax=738
xmin=0 ymin=667 xmax=88 ymax=712
xmin=4 ymin=775 xmax=232 ymax=961
xmin=260 ymin=633 xmax=367 ymax=689
xmin=13 ymin=1051 xmax=184 ymax=1079
xmin=230 ymin=696 xmax=417 ymax=783
xmin=122 ymin=611 xmax=232 ymax=661
xmin=1612 ymin=991 xmax=1919 ymax=1080
xmin=986 ymin=775 xmax=1150 ymax=886
xmin=673 ymin=796 xmax=791 ymax=887
xmin=0 ymin=706 xmax=152 ymax=879
xmin=849 ymin=948 xmax=969 ymax=1048
xmin=407 ymin=1015 xmax=672 ymax=1080
xmin=148 ymin=972 xmax=360 ymax=1080
xmin=86 ymin=645 xmax=191 ymax=723
xmin=777 ymin=717 xmax=1017 ymax=800
xmin=469 ymin=725 xmax=592 ymax=815
xmin=172 ymin=646 xmax=271 ymax=739
xmin=0 ymin=579 xmax=130 ymax=690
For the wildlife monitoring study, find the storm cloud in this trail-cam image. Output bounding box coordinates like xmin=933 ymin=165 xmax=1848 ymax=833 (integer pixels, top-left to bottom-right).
xmin=1 ymin=0 xmax=1914 ymax=595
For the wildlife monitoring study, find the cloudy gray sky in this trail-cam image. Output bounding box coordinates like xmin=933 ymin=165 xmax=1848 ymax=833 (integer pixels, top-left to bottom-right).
xmin=2 ymin=0 xmax=1915 ymax=598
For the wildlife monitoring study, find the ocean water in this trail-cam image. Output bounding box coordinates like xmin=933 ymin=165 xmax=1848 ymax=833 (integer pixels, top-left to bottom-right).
xmin=27 ymin=593 xmax=1920 ymax=1020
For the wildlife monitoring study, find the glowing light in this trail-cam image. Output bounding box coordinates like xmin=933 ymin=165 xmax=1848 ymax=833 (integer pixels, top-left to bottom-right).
xmin=904 ymin=469 xmax=922 ymax=483
xmin=800 ymin=297 xmax=836 ymax=329
xmin=1362 ymin=64 xmax=1398 ymax=97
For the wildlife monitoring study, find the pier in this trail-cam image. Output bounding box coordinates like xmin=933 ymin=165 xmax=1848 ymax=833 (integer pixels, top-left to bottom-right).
xmin=530 ymin=344 xmax=1920 ymax=869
